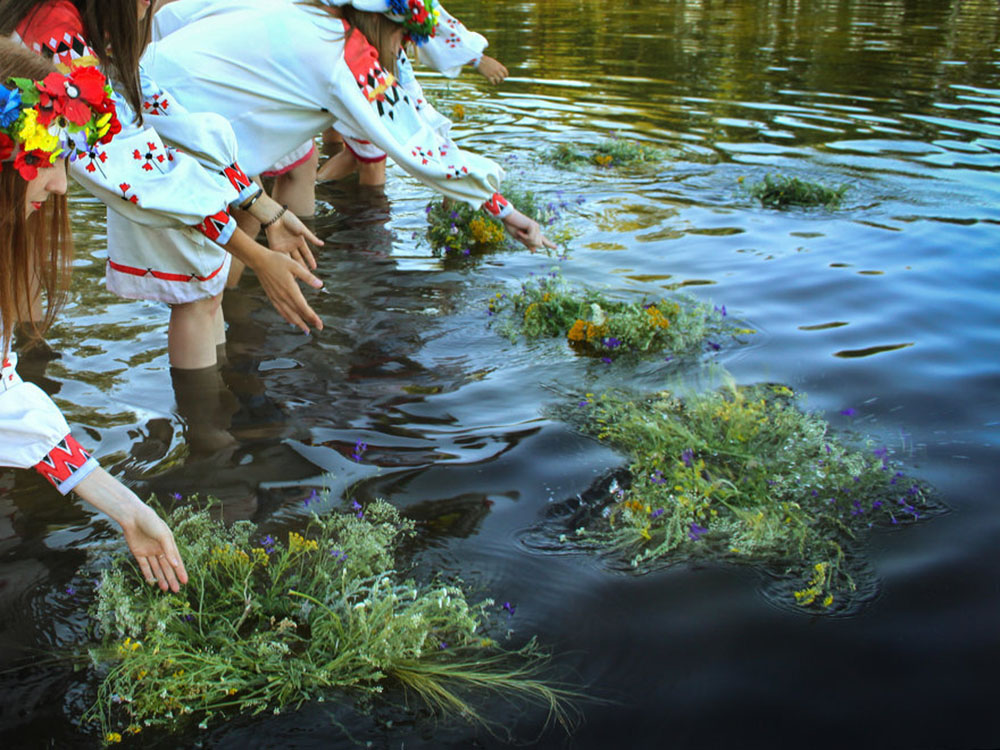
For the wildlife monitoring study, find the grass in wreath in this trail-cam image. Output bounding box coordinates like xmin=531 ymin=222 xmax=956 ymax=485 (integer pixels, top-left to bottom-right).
xmin=560 ymin=382 xmax=938 ymax=612
xmin=547 ymin=137 xmax=667 ymax=168
xmin=85 ymin=499 xmax=569 ymax=744
xmin=487 ymin=271 xmax=748 ymax=359
xmin=425 ymin=185 xmax=570 ymax=257
xmin=743 ymin=173 xmax=848 ymax=209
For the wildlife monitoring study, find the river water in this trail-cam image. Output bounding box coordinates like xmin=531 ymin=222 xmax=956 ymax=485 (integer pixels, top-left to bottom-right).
xmin=2 ymin=0 xmax=999 ymax=747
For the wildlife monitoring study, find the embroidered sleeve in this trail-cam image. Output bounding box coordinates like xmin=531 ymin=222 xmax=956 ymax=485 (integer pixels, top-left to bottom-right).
xmin=329 ymin=27 xmax=507 ymax=213
xmin=15 ymin=1 xmax=247 ymax=245
xmin=0 ymin=354 xmax=98 ymax=495
xmin=482 ymin=192 xmax=513 ymax=219
xmin=67 ymin=89 xmax=239 ymax=247
xmin=417 ymin=3 xmax=488 ymax=78
xmin=135 ymin=69 xmax=259 ymax=207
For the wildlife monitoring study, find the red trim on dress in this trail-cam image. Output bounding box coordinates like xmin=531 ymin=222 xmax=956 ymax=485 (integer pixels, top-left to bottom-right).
xmin=34 ymin=433 xmax=91 ymax=488
xmin=344 ymin=140 xmax=387 ymax=164
xmin=260 ymin=143 xmax=318 ymax=177
xmin=107 ymin=258 xmax=227 ymax=283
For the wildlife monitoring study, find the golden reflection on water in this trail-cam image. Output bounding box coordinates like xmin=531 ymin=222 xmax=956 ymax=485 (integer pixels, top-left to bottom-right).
xmin=450 ymin=0 xmax=1000 ymax=148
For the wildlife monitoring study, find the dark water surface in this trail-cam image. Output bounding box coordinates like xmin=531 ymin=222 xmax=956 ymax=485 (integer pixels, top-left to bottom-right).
xmin=3 ymin=0 xmax=1000 ymax=747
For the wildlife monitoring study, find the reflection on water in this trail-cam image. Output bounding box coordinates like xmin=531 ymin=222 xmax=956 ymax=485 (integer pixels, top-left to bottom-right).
xmin=3 ymin=0 xmax=1000 ymax=747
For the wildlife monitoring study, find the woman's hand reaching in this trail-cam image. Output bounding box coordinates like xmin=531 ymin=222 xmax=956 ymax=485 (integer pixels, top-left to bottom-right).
xmin=74 ymin=467 xmax=188 ymax=593
xmin=502 ymin=208 xmax=557 ymax=251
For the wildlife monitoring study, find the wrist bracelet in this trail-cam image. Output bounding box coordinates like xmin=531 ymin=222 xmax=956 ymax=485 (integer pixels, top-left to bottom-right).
xmin=238 ymin=187 xmax=264 ymax=211
xmin=261 ymin=204 xmax=288 ymax=230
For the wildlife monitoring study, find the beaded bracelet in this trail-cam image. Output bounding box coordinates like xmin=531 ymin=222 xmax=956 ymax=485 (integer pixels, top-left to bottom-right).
xmin=261 ymin=204 xmax=288 ymax=230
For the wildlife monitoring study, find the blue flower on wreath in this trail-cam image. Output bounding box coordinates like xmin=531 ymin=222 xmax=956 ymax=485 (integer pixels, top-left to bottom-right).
xmin=0 ymin=86 xmax=22 ymax=129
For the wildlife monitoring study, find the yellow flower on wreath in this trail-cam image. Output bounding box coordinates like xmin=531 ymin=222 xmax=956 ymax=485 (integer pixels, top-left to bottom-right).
xmin=645 ymin=305 xmax=671 ymax=329
xmin=18 ymin=108 xmax=61 ymax=155
xmin=567 ymin=319 xmax=587 ymax=342
xmin=469 ymin=215 xmax=505 ymax=246
xmin=584 ymin=321 xmax=606 ymax=342
xmin=288 ymin=531 xmax=318 ymax=553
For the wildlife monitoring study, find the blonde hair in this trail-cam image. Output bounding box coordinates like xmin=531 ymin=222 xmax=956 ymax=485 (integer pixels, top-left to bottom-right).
xmin=0 ymin=40 xmax=73 ymax=358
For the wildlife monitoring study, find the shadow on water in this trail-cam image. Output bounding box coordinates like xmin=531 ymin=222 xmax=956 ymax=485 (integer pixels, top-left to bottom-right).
xmin=4 ymin=0 xmax=1000 ymax=747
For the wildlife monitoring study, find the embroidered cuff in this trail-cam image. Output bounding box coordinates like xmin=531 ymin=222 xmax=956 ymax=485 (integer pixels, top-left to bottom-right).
xmin=482 ymin=192 xmax=513 ymax=219
xmin=195 ymin=208 xmax=237 ymax=246
xmin=223 ymin=162 xmax=258 ymax=207
xmin=34 ymin=434 xmax=99 ymax=495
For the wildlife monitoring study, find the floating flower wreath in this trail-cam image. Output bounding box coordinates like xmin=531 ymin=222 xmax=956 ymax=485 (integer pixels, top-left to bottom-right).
xmin=0 ymin=65 xmax=120 ymax=180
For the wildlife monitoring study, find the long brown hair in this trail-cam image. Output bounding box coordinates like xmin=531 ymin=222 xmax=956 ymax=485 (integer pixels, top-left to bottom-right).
xmin=297 ymin=2 xmax=402 ymax=76
xmin=342 ymin=7 xmax=403 ymax=76
xmin=0 ymin=0 xmax=151 ymax=124
xmin=0 ymin=41 xmax=73 ymax=358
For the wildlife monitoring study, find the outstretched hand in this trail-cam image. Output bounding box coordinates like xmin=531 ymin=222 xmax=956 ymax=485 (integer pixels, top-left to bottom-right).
xmin=264 ymin=209 xmax=322 ymax=270
xmin=250 ymin=248 xmax=324 ymax=333
xmin=477 ymin=55 xmax=509 ymax=85
xmin=120 ymin=502 xmax=188 ymax=592
xmin=73 ymin=467 xmax=189 ymax=593
xmin=502 ymin=208 xmax=557 ymax=251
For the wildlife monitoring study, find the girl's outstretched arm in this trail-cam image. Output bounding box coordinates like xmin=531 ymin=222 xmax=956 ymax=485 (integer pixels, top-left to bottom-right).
xmin=73 ymin=467 xmax=188 ymax=593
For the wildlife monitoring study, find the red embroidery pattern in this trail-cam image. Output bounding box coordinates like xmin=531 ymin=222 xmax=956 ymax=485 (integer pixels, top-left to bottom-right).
xmin=143 ymin=93 xmax=170 ymax=116
xmin=81 ymin=145 xmax=108 ymax=175
xmin=222 ymin=162 xmax=252 ymax=193
xmin=195 ymin=209 xmax=232 ymax=242
xmin=482 ymin=192 xmax=509 ymax=217
xmin=118 ymin=182 xmax=139 ymax=204
xmin=411 ymin=145 xmax=437 ymax=165
xmin=133 ymin=142 xmax=166 ymax=172
xmin=343 ymin=23 xmax=408 ymax=119
xmin=34 ymin=434 xmax=91 ymax=489
xmin=14 ymin=0 xmax=98 ymax=70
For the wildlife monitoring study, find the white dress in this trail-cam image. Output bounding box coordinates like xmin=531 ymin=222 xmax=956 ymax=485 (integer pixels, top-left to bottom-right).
xmin=152 ymin=0 xmax=490 ymax=173
xmin=145 ymin=1 xmax=513 ymax=219
xmin=15 ymin=0 xmax=259 ymax=304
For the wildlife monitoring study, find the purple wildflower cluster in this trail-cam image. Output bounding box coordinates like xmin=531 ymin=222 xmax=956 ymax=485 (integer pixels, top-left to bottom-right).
xmin=351 ymin=439 xmax=368 ymax=463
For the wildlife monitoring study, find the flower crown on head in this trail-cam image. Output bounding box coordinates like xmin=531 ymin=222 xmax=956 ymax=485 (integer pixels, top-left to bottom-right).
xmin=0 ymin=65 xmax=120 ymax=181
xmin=321 ymin=0 xmax=440 ymax=45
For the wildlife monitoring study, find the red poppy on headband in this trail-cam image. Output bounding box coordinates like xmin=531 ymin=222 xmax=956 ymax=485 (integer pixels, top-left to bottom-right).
xmin=36 ymin=66 xmax=108 ymax=127
xmin=14 ymin=148 xmax=49 ymax=181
